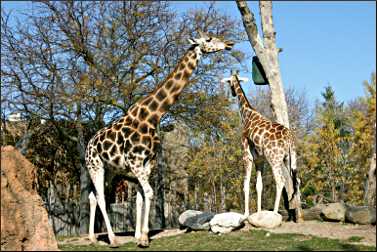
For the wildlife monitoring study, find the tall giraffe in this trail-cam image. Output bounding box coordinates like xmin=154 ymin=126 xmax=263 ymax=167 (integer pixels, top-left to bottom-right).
xmin=85 ymin=32 xmax=234 ymax=247
xmin=221 ymin=71 xmax=303 ymax=221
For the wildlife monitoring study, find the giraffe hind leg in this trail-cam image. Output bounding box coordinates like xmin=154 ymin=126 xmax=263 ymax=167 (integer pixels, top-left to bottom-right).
xmin=271 ymin=162 xmax=285 ymax=213
xmin=129 ymin=156 xmax=154 ymax=248
xmin=88 ymin=191 xmax=97 ymax=243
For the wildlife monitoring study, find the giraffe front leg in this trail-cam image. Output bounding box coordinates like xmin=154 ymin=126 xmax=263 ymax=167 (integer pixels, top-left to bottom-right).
xmin=256 ymin=169 xmax=263 ymax=213
xmin=139 ymin=180 xmax=153 ymax=247
xmin=242 ymin=138 xmax=253 ymax=217
xmin=132 ymin=157 xmax=154 ymax=248
xmin=139 ymin=158 xmax=155 ymax=247
xmin=243 ymin=158 xmax=252 ymax=217
xmin=135 ymin=185 xmax=143 ymax=242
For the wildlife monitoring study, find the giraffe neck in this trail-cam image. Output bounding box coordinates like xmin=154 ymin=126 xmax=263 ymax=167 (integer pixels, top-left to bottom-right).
xmin=154 ymin=46 xmax=201 ymax=114
xmin=232 ymin=79 xmax=256 ymax=123
xmin=132 ymin=46 xmax=201 ymax=126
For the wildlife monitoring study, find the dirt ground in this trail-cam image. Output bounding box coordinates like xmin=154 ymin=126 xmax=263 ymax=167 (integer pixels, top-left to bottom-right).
xmin=59 ymin=221 xmax=376 ymax=248
xmin=259 ymin=220 xmax=376 ymax=247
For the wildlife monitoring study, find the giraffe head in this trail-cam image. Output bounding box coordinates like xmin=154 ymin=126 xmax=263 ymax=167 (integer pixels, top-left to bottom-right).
xmin=221 ymin=70 xmax=248 ymax=96
xmin=188 ymin=30 xmax=234 ymax=53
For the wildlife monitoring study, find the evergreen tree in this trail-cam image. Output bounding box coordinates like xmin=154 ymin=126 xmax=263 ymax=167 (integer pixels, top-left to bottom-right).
xmin=305 ymin=86 xmax=350 ymax=202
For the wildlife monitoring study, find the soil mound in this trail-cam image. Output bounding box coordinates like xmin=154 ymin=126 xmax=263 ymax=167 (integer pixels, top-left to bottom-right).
xmin=1 ymin=146 xmax=59 ymax=251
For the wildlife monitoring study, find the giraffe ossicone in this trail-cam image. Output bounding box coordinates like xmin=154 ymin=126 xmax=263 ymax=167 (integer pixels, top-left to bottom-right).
xmin=222 ymin=71 xmax=304 ymax=222
xmin=85 ymin=32 xmax=234 ymax=247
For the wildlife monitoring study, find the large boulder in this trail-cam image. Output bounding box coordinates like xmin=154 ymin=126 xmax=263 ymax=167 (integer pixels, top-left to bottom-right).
xmin=318 ymin=202 xmax=346 ymax=222
xmin=1 ymin=146 xmax=59 ymax=251
xmin=210 ymin=212 xmax=246 ymax=234
xmin=345 ymin=205 xmax=376 ymax=225
xmin=182 ymin=212 xmax=215 ymax=231
xmin=178 ymin=210 xmax=203 ymax=227
xmin=179 ymin=210 xmax=215 ymax=231
xmin=248 ymin=211 xmax=282 ymax=229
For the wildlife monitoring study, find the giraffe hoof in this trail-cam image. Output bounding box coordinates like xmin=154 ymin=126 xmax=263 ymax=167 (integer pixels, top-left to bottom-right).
xmin=109 ymin=236 xmax=119 ymax=248
xmin=109 ymin=242 xmax=119 ymax=248
xmin=137 ymin=234 xmax=149 ymax=248
xmin=88 ymin=235 xmax=97 ymax=244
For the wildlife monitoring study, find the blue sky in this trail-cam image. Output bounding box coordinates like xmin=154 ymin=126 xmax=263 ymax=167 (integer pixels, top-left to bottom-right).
xmin=171 ymin=1 xmax=376 ymax=106
xmin=2 ymin=1 xmax=376 ymax=106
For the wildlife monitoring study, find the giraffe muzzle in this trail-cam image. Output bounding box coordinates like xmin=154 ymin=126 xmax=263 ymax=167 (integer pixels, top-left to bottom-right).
xmin=225 ymin=41 xmax=235 ymax=50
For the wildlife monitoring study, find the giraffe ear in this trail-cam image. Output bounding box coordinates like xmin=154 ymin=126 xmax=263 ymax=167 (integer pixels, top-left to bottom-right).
xmin=221 ymin=77 xmax=231 ymax=83
xmin=198 ymin=30 xmax=207 ymax=38
xmin=238 ymin=77 xmax=249 ymax=83
xmin=188 ymin=38 xmax=199 ymax=45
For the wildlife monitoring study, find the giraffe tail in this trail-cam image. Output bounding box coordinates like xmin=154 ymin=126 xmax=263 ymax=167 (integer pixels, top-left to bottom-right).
xmin=288 ymin=144 xmax=299 ymax=200
xmin=288 ymin=144 xmax=304 ymax=222
xmin=289 ymin=144 xmax=303 ymax=211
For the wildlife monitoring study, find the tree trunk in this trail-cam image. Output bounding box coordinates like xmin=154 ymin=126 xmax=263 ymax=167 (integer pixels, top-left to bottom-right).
xmin=236 ymin=0 xmax=301 ymax=218
xmin=15 ymin=119 xmax=35 ymax=155
xmin=154 ymin=128 xmax=166 ymax=229
xmin=236 ymin=0 xmax=290 ymax=128
xmin=367 ymin=122 xmax=376 ymax=207
xmin=15 ymin=130 xmax=34 ymax=156
xmin=77 ymin=104 xmax=91 ymax=235
xmin=220 ymin=176 xmax=226 ymax=212
xmin=212 ymin=182 xmax=217 ymax=212
xmin=367 ymin=153 xmax=376 ymax=207
xmin=78 ymin=130 xmax=90 ymax=234
xmin=194 ymin=182 xmax=199 ymax=210
xmin=332 ymin=184 xmax=337 ymax=202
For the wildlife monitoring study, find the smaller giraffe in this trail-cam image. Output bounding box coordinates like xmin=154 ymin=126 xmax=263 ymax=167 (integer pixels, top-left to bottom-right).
xmin=221 ymin=71 xmax=303 ymax=221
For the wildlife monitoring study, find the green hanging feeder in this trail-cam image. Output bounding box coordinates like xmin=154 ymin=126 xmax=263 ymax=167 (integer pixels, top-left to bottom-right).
xmin=252 ymin=56 xmax=269 ymax=85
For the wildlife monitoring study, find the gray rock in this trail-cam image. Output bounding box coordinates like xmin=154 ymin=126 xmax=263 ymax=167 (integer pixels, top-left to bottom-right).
xmin=178 ymin=210 xmax=203 ymax=226
xmin=345 ymin=205 xmax=376 ymax=225
xmin=210 ymin=212 xmax=246 ymax=234
xmin=319 ymin=202 xmax=346 ymax=222
xmin=184 ymin=212 xmax=215 ymax=230
xmin=248 ymin=211 xmax=282 ymax=229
